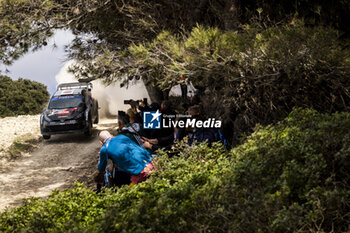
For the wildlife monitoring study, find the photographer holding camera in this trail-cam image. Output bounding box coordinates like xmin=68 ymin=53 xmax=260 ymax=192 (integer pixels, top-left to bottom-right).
xmin=124 ymin=98 xmax=150 ymax=123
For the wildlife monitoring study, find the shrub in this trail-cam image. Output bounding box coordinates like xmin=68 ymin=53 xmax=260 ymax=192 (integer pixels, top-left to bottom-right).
xmin=0 ymin=183 xmax=109 ymax=233
xmin=0 ymin=75 xmax=49 ymax=117
xmin=228 ymin=108 xmax=350 ymax=232
xmin=0 ymin=108 xmax=349 ymax=232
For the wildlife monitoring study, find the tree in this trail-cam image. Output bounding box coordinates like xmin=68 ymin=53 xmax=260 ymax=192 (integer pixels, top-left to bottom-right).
xmin=0 ymin=75 xmax=49 ymax=117
xmin=121 ymin=23 xmax=350 ymax=144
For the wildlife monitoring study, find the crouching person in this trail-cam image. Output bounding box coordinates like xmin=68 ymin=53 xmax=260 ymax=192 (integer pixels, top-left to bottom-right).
xmin=93 ymin=130 xmax=156 ymax=187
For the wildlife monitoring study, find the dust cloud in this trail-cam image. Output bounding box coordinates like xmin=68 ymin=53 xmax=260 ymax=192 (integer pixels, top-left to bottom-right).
xmin=55 ymin=61 xmax=150 ymax=118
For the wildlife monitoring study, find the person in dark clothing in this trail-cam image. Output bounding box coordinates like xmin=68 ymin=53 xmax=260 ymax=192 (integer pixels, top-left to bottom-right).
xmin=138 ymin=99 xmax=152 ymax=112
xmin=117 ymin=110 xmax=145 ymax=148
xmin=149 ymin=102 xmax=160 ymax=112
xmin=143 ymin=100 xmax=175 ymax=150
xmin=176 ymin=105 xmax=220 ymax=146
xmin=190 ymin=89 xmax=201 ymax=106
xmin=186 ymin=127 xmax=220 ymax=146
xmin=179 ymin=76 xmax=188 ymax=99
xmin=129 ymin=100 xmax=143 ymax=123
xmin=127 ymin=98 xmax=151 ymax=123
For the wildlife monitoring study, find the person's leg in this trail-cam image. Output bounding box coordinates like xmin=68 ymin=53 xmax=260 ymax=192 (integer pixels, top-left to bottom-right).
xmin=130 ymin=161 xmax=155 ymax=184
xmin=180 ymin=84 xmax=188 ymax=98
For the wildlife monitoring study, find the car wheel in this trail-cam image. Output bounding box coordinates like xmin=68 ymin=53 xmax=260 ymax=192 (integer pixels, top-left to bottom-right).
xmin=43 ymin=135 xmax=51 ymax=140
xmin=84 ymin=120 xmax=92 ymax=136
xmin=94 ymin=102 xmax=99 ymax=124
xmin=94 ymin=109 xmax=99 ymax=124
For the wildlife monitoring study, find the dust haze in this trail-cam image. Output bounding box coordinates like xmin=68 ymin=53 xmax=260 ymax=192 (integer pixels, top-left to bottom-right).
xmin=55 ymin=61 xmax=150 ymax=118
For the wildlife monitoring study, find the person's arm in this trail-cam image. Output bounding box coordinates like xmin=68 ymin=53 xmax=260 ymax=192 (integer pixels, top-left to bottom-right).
xmin=141 ymin=138 xmax=160 ymax=151
xmin=157 ymin=133 xmax=174 ymax=147
xmin=93 ymin=170 xmax=104 ymax=183
xmin=94 ymin=147 xmax=108 ymax=183
xmin=97 ymin=147 xmax=108 ymax=173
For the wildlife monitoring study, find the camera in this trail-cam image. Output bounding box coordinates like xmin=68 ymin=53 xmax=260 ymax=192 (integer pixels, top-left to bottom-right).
xmin=142 ymin=98 xmax=148 ymax=106
xmin=123 ymin=98 xmax=148 ymax=106
xmin=123 ymin=99 xmax=133 ymax=105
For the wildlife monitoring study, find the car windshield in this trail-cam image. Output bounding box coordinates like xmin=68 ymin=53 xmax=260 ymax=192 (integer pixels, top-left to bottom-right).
xmin=48 ymin=96 xmax=83 ymax=109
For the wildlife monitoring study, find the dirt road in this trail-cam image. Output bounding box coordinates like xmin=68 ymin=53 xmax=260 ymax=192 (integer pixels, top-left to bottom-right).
xmin=0 ymin=119 xmax=117 ymax=211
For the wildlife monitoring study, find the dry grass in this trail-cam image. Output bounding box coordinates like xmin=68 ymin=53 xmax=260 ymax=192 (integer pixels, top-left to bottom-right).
xmin=1 ymin=133 xmax=41 ymax=160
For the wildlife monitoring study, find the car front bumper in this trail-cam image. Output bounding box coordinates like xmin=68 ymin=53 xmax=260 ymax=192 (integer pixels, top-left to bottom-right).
xmin=40 ymin=118 xmax=89 ymax=135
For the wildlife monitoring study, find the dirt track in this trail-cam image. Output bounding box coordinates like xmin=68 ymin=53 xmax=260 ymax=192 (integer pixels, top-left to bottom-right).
xmin=0 ymin=119 xmax=117 ymax=211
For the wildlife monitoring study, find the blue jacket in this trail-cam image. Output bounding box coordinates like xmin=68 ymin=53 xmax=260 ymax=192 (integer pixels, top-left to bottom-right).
xmin=98 ymin=134 xmax=154 ymax=175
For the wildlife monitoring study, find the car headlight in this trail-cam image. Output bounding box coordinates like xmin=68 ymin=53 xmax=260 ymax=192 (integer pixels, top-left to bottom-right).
xmin=45 ymin=109 xmax=53 ymax=115
xmin=43 ymin=110 xmax=52 ymax=122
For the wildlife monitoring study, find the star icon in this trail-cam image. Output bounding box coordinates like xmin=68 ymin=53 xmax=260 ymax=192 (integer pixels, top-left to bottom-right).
xmin=150 ymin=110 xmax=162 ymax=122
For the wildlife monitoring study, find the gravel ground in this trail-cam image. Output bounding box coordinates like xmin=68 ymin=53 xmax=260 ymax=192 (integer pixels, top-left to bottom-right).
xmin=0 ymin=115 xmax=41 ymax=156
xmin=0 ymin=117 xmax=117 ymax=211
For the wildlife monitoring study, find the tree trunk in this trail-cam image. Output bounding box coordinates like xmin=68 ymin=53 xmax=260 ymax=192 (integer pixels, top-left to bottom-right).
xmin=221 ymin=0 xmax=240 ymax=31
xmin=194 ymin=0 xmax=210 ymax=24
xmin=143 ymin=79 xmax=165 ymax=104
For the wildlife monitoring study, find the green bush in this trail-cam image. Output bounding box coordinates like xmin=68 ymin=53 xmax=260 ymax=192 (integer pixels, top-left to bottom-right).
xmin=228 ymin=108 xmax=350 ymax=232
xmin=0 ymin=75 xmax=49 ymax=117
xmin=0 ymin=108 xmax=349 ymax=232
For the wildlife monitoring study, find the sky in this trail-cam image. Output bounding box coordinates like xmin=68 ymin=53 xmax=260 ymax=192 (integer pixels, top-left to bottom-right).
xmin=1 ymin=30 xmax=75 ymax=94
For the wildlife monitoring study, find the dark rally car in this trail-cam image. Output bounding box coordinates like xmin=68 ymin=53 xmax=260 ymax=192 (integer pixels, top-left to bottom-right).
xmin=40 ymin=82 xmax=99 ymax=139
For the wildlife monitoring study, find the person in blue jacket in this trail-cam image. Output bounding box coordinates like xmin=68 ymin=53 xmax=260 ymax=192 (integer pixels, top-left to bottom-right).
xmin=93 ymin=130 xmax=156 ymax=186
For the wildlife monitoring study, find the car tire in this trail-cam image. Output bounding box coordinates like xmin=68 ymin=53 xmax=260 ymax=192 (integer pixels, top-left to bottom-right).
xmin=43 ymin=135 xmax=51 ymax=140
xmin=94 ymin=110 xmax=99 ymax=124
xmin=94 ymin=102 xmax=99 ymax=124
xmin=84 ymin=120 xmax=92 ymax=136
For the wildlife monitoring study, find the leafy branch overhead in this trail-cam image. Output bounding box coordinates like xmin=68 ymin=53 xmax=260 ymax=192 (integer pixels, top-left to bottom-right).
xmin=122 ymin=23 xmax=350 ymax=144
xmin=0 ymin=0 xmax=226 ymax=67
xmin=1 ymin=0 xmax=349 ymax=71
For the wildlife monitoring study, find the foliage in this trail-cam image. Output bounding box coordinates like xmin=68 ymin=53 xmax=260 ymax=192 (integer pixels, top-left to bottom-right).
xmin=126 ymin=22 xmax=350 ymax=144
xmin=0 ymin=75 xmax=49 ymax=117
xmin=0 ymin=183 xmax=108 ymax=233
xmin=229 ymin=108 xmax=350 ymax=232
xmin=1 ymin=109 xmax=349 ymax=232
xmin=1 ymin=0 xmax=349 ymax=82
xmin=0 ymin=0 xmax=225 ymax=67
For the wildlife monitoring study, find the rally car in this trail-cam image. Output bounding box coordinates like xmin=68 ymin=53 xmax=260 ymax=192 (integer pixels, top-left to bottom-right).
xmin=40 ymin=82 xmax=99 ymax=139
